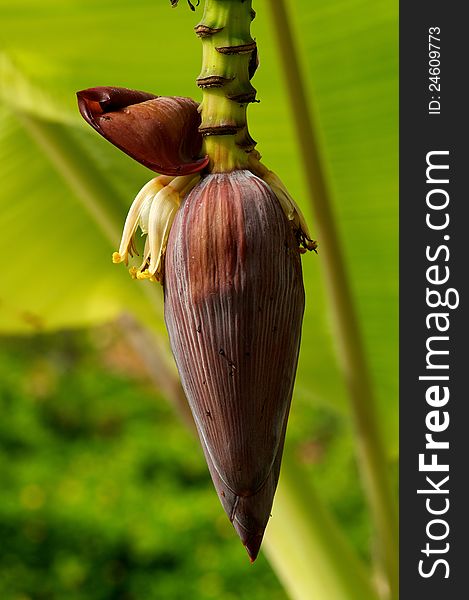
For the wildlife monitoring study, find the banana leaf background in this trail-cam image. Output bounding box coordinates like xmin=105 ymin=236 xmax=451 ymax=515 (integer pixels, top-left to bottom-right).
xmin=0 ymin=1 xmax=397 ymax=599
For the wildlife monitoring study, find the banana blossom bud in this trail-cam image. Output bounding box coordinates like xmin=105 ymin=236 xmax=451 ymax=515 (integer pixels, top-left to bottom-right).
xmin=77 ymin=84 xmax=315 ymax=562
xmin=164 ymin=170 xmax=305 ymax=561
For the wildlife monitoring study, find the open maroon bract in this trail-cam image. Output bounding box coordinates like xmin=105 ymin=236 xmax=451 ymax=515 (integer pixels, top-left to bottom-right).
xmin=77 ymin=86 xmax=209 ymax=175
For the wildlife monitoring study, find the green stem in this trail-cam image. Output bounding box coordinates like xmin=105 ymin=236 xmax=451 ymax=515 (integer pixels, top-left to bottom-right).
xmin=196 ymin=0 xmax=257 ymax=171
xmin=267 ymin=2 xmax=398 ymax=598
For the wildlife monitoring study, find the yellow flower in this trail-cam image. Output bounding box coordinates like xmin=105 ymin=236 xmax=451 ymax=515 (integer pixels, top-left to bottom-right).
xmin=113 ymin=175 xmax=199 ymax=282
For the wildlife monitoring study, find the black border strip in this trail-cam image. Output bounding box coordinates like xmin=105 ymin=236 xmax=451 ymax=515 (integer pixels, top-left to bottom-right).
xmin=400 ymin=2 xmax=467 ymax=597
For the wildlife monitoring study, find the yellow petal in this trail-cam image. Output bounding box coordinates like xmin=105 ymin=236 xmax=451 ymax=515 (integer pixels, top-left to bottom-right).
xmin=168 ymin=174 xmax=201 ymax=195
xmin=116 ymin=175 xmax=172 ymax=264
xmin=137 ymin=237 xmax=151 ymax=272
xmin=147 ymin=186 xmax=182 ymax=280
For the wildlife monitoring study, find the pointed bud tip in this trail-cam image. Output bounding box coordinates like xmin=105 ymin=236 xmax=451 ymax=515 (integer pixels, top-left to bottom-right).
xmin=77 ymin=87 xmax=158 ymax=128
xmin=232 ymin=517 xmax=265 ymax=563
xmin=244 ymin=533 xmax=264 ymax=563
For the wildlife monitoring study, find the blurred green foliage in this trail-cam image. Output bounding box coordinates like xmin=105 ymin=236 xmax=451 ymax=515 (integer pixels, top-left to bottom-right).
xmin=0 ymin=326 xmax=371 ymax=599
xmin=0 ymin=329 xmax=285 ymax=599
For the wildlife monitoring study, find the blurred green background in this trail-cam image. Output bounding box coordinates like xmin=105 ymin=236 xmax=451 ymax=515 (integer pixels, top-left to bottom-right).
xmin=0 ymin=0 xmax=397 ymax=598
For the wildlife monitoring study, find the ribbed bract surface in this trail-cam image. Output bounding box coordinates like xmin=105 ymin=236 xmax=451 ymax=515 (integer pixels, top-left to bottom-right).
xmin=164 ymin=170 xmax=305 ymax=560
